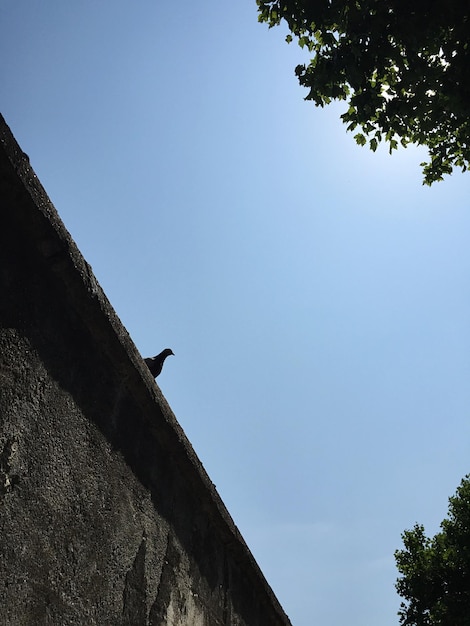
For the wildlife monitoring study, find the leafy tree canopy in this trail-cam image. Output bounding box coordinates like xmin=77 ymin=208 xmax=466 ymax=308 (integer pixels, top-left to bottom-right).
xmin=395 ymin=475 xmax=470 ymax=625
xmin=257 ymin=0 xmax=470 ymax=184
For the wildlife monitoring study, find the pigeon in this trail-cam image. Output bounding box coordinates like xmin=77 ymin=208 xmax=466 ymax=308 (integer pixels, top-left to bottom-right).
xmin=144 ymin=349 xmax=174 ymax=378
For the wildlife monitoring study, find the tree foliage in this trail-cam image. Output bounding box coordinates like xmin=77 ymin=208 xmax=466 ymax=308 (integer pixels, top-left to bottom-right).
xmin=395 ymin=475 xmax=470 ymax=625
xmin=257 ymin=0 xmax=470 ymax=184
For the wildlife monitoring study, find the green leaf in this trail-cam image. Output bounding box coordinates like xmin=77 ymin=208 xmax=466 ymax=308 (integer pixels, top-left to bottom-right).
xmin=354 ymin=133 xmax=367 ymax=146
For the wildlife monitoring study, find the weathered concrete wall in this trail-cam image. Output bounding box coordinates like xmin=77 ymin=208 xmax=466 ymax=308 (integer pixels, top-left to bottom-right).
xmin=0 ymin=114 xmax=292 ymax=626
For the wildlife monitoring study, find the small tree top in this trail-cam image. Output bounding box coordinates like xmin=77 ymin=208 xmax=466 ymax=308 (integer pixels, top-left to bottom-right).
xmin=395 ymin=475 xmax=470 ymax=625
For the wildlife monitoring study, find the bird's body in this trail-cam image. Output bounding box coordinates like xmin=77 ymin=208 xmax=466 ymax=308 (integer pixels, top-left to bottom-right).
xmin=144 ymin=348 xmax=174 ymax=378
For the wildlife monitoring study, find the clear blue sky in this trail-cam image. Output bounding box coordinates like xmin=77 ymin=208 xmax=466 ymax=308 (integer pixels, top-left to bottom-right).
xmin=2 ymin=2 xmax=470 ymax=625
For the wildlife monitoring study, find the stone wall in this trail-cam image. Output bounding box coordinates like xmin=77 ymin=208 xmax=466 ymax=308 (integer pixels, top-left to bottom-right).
xmin=0 ymin=114 xmax=292 ymax=626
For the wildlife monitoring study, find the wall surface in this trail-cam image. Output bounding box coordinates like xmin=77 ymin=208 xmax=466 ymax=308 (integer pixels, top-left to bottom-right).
xmin=0 ymin=114 xmax=293 ymax=626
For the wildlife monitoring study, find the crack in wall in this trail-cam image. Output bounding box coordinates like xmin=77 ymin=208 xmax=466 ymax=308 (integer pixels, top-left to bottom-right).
xmin=122 ymin=535 xmax=148 ymax=626
xmin=0 ymin=437 xmax=19 ymax=497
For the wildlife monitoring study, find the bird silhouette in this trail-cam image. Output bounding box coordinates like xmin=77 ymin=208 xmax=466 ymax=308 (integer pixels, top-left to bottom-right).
xmin=144 ymin=349 xmax=174 ymax=378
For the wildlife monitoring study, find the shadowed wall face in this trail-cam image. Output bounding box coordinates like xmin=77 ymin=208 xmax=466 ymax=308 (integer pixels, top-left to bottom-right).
xmin=0 ymin=208 xmax=199 ymax=625
xmin=0 ymin=118 xmax=292 ymax=626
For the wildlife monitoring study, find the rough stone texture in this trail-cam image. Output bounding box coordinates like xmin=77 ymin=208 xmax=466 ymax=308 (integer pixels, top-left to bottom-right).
xmin=0 ymin=114 xmax=293 ymax=626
